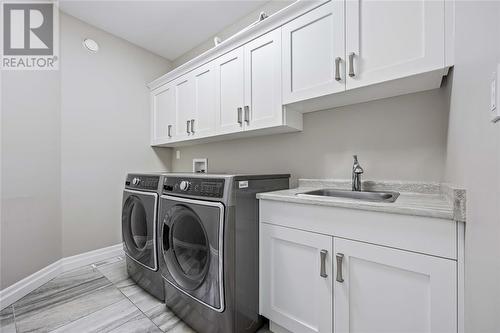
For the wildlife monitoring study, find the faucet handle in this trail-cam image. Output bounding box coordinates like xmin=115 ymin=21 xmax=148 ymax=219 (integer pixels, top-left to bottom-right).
xmin=353 ymin=165 xmax=364 ymax=174
xmin=352 ymin=155 xmax=363 ymax=174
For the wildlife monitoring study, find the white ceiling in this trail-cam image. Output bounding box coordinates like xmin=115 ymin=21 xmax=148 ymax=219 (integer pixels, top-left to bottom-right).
xmin=59 ymin=0 xmax=268 ymax=61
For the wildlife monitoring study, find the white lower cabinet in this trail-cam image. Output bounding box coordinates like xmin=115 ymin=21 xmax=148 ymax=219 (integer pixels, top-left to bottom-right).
xmin=260 ymin=223 xmax=333 ymax=333
xmin=260 ymin=224 xmax=458 ymax=333
xmin=333 ymin=238 xmax=457 ymax=333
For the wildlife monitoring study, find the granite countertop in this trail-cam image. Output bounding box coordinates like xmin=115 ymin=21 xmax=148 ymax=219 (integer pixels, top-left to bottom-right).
xmin=257 ymin=179 xmax=466 ymax=222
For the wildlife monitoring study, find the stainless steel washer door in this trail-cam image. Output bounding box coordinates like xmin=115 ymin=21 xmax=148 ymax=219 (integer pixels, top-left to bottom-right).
xmin=160 ymin=195 xmax=225 ymax=312
xmin=122 ymin=189 xmax=158 ymax=271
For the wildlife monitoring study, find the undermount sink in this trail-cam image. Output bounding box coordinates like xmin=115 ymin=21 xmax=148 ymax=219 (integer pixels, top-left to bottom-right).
xmin=298 ymin=188 xmax=400 ymax=203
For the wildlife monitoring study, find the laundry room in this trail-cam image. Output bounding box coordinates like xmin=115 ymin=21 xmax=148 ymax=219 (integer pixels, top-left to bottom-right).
xmin=1 ymin=1 xmax=500 ymax=333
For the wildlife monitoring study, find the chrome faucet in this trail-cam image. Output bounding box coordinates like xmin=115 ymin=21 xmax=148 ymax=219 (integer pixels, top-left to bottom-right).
xmin=352 ymin=155 xmax=364 ymax=191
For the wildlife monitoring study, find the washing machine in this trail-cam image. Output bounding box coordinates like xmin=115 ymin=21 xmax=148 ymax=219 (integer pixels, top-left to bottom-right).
xmin=122 ymin=173 xmax=164 ymax=300
xmin=158 ymin=173 xmax=290 ymax=333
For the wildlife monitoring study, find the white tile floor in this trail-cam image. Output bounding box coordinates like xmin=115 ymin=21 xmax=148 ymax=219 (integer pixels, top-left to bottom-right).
xmin=0 ymin=257 xmax=271 ymax=333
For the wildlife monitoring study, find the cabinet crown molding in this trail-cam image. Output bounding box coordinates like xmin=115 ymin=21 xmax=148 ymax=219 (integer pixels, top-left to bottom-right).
xmin=147 ymin=0 xmax=326 ymax=91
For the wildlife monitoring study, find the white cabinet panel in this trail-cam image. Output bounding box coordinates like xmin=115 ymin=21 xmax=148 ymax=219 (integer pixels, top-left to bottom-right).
xmin=174 ymin=77 xmax=195 ymax=139
xmin=334 ymin=238 xmax=457 ymax=333
xmin=244 ymin=29 xmax=282 ymax=130
xmin=282 ymin=1 xmax=345 ymax=104
xmin=345 ymin=0 xmax=445 ymax=90
xmin=260 ymin=224 xmax=333 ymax=333
xmin=215 ymin=47 xmax=245 ymax=134
xmin=192 ymin=63 xmax=216 ymax=138
xmin=151 ymin=84 xmax=175 ymax=143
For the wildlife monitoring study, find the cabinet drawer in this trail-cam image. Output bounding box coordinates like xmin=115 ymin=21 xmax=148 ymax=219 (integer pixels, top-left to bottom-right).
xmin=259 ymin=200 xmax=457 ymax=259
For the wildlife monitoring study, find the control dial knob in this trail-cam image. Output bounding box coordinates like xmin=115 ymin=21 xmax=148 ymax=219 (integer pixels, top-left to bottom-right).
xmin=132 ymin=177 xmax=141 ymax=185
xmin=179 ymin=180 xmax=191 ymax=191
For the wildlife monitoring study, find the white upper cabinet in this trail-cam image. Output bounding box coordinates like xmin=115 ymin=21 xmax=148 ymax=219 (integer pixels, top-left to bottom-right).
xmin=151 ymin=83 xmax=175 ymax=144
xmin=282 ymin=1 xmax=345 ymax=104
xmin=334 ymin=238 xmax=457 ymax=333
xmin=215 ymin=47 xmax=245 ymax=135
xmin=260 ymin=224 xmax=333 ymax=333
xmin=173 ymin=76 xmax=195 ymax=140
xmin=345 ymin=0 xmax=445 ymax=90
xmin=191 ymin=63 xmax=217 ymax=138
xmin=244 ymin=28 xmax=283 ymax=130
xmin=148 ymin=0 xmax=450 ymax=146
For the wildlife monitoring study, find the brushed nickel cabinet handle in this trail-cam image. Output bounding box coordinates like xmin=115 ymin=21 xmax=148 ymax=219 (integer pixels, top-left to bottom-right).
xmin=348 ymin=52 xmax=355 ymax=77
xmin=336 ymin=253 xmax=344 ymax=282
xmin=335 ymin=57 xmax=342 ymax=81
xmin=186 ymin=120 xmax=190 ymax=134
xmin=244 ymin=105 xmax=250 ymax=124
xmin=320 ymin=250 xmax=328 ymax=278
xmin=167 ymin=124 xmax=172 ymax=138
xmin=237 ymin=107 xmax=243 ymax=125
xmin=190 ymin=119 xmax=195 ymax=134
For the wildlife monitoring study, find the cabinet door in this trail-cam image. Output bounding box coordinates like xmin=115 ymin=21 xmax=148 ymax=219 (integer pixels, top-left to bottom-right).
xmin=151 ymin=84 xmax=175 ymax=144
xmin=260 ymin=224 xmax=332 ymax=333
xmin=192 ymin=63 xmax=216 ymax=138
xmin=334 ymin=238 xmax=457 ymax=333
xmin=282 ymin=1 xmax=345 ymax=104
xmin=215 ymin=47 xmax=245 ymax=135
xmin=345 ymin=0 xmax=444 ymax=90
xmin=244 ymin=28 xmax=282 ymax=131
xmin=174 ymin=76 xmax=195 ymax=139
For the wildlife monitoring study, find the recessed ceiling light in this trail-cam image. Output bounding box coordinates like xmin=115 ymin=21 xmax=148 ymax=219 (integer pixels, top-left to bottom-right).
xmin=82 ymin=38 xmax=99 ymax=53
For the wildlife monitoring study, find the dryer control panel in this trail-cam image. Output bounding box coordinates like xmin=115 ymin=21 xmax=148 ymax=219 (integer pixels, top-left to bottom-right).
xmin=125 ymin=174 xmax=160 ymax=191
xmin=163 ymin=177 xmax=225 ymax=198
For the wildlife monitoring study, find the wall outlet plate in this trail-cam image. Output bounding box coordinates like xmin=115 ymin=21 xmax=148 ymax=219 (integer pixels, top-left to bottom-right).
xmin=193 ymin=158 xmax=207 ymax=173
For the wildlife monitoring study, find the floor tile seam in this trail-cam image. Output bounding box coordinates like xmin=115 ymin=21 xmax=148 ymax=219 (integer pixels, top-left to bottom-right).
xmin=107 ymin=311 xmax=155 ymax=333
xmin=94 ymin=256 xmax=124 ymax=270
xmin=114 ymin=285 xmax=165 ymax=332
xmin=13 ymin=279 xmax=113 ymax=318
xmin=11 ymin=305 xmax=19 ymax=333
xmin=44 ymin=294 xmax=130 ymax=333
xmin=15 ymin=274 xmax=110 ymax=309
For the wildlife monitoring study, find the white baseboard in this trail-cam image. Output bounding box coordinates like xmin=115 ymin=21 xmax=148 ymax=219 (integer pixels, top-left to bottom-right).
xmin=0 ymin=260 xmax=62 ymax=311
xmin=0 ymin=243 xmax=124 ymax=310
xmin=61 ymin=244 xmax=124 ymax=272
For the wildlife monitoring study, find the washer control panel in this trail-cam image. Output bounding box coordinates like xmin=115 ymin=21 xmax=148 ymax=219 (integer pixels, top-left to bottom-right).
xmin=163 ymin=177 xmax=225 ymax=198
xmin=125 ymin=174 xmax=160 ymax=191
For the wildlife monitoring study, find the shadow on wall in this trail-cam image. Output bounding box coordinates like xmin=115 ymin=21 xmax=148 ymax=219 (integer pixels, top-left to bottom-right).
xmin=152 ymin=147 xmax=173 ymax=169
xmin=170 ymin=88 xmax=450 ymax=186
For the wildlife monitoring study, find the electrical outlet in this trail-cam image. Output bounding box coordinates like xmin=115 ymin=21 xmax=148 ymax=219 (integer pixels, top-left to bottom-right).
xmin=176 ymin=150 xmax=181 ymax=159
xmin=492 ymin=66 xmax=500 ymax=123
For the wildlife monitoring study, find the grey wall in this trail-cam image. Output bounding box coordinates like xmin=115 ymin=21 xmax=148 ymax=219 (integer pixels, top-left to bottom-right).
xmin=444 ymin=2 xmax=500 ymax=331
xmin=60 ymin=13 xmax=172 ymax=257
xmin=172 ymin=89 xmax=449 ymax=185
xmin=0 ymin=13 xmax=173 ymax=289
xmin=1 ymin=71 xmax=62 ymax=289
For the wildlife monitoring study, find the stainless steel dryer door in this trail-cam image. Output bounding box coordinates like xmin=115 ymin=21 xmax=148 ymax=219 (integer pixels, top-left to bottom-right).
xmin=160 ymin=195 xmax=225 ymax=312
xmin=122 ymin=189 xmax=158 ymax=271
